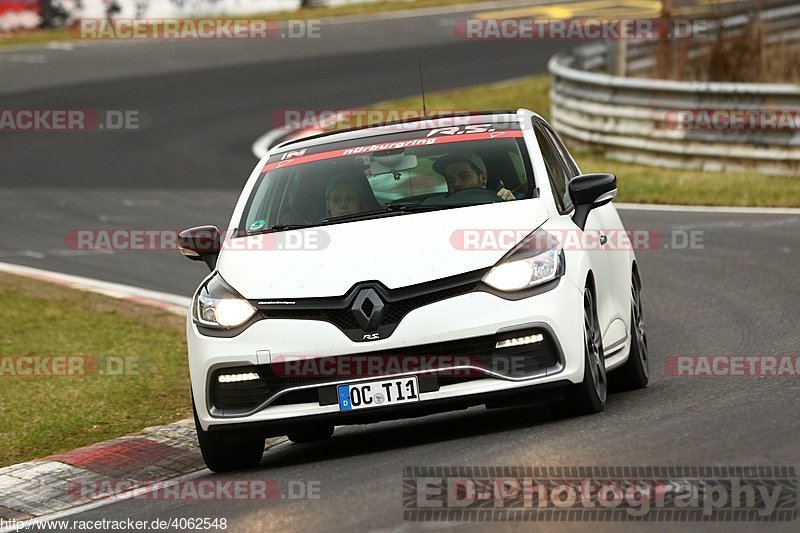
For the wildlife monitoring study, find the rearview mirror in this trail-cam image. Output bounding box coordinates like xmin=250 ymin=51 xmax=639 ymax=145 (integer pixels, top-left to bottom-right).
xmin=568 ymin=173 xmax=617 ymax=230
xmin=369 ymin=149 xmax=418 ymax=176
xmin=178 ymin=226 xmax=221 ymax=271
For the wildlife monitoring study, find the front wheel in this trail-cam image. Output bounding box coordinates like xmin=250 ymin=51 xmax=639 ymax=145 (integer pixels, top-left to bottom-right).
xmin=553 ymin=286 xmax=607 ymax=417
xmin=193 ymin=403 xmax=265 ymax=473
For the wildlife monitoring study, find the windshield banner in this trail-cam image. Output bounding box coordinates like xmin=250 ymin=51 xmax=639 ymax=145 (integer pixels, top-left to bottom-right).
xmin=261 ymin=130 xmax=525 ymax=173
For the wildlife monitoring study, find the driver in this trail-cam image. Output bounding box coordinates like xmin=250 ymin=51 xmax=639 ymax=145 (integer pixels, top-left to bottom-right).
xmin=433 ymin=152 xmax=515 ymax=201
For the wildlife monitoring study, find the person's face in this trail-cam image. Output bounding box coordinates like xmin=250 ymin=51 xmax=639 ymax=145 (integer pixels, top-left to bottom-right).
xmin=326 ymin=185 xmax=362 ymax=217
xmin=443 ymin=160 xmax=487 ymax=193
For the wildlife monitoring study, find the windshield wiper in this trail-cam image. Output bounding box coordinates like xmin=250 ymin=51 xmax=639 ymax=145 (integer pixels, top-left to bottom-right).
xmin=321 ymin=203 xmax=483 ymax=224
xmin=321 ymin=208 xmax=400 ymax=224
xmin=387 ymin=203 xmax=476 ymax=212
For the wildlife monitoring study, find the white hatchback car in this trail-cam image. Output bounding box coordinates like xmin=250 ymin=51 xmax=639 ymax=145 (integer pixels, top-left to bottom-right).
xmin=179 ymin=110 xmax=649 ymax=472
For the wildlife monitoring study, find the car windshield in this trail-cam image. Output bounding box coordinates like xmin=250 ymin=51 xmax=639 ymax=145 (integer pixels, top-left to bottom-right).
xmin=241 ymin=123 xmax=533 ymax=234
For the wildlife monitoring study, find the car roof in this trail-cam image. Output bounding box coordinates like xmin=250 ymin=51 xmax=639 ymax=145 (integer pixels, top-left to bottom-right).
xmin=273 ymin=111 xmax=522 ymax=152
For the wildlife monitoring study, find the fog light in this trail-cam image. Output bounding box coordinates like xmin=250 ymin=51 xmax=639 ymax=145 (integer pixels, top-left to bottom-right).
xmin=495 ymin=333 xmax=543 ymax=349
xmin=218 ymin=372 xmax=260 ymax=383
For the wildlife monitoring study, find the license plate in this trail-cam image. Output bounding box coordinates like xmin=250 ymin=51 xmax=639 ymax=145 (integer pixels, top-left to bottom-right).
xmin=337 ymin=376 xmax=419 ymax=411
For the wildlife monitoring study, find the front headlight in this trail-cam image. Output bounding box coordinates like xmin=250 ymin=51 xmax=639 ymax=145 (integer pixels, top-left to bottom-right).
xmin=482 ymin=230 xmax=563 ymax=292
xmin=193 ymin=274 xmax=257 ymax=329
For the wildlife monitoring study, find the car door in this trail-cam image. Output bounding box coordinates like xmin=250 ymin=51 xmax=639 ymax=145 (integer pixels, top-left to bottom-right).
xmin=534 ymin=121 xmax=625 ymax=347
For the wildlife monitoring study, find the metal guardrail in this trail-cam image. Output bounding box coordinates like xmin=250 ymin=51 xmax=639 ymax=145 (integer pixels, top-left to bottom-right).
xmin=548 ymin=3 xmax=800 ymax=177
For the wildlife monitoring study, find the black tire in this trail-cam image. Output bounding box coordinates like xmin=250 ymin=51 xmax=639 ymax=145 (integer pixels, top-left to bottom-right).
xmin=554 ymin=285 xmax=607 ymax=417
xmin=609 ymin=270 xmax=649 ymax=391
xmin=193 ymin=403 xmax=265 ymax=473
xmin=287 ymin=425 xmax=334 ymax=444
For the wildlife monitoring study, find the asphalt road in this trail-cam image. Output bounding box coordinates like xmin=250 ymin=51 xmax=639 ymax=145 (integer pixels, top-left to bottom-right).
xmin=2 ymin=1 xmax=800 ymax=531
xmin=19 ymin=208 xmax=798 ymax=533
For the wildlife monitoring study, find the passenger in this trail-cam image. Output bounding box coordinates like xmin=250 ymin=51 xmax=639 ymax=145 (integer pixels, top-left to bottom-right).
xmin=325 ymin=175 xmax=367 ymax=218
xmin=433 ymin=152 xmax=515 ymax=201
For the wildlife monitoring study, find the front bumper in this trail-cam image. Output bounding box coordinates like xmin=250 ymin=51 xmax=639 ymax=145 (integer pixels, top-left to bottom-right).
xmin=188 ymin=277 xmax=585 ymax=432
xmin=207 ymin=379 xmax=574 ymax=438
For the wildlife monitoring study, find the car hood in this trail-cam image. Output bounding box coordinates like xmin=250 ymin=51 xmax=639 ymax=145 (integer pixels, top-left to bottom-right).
xmin=218 ymin=199 xmax=550 ymax=299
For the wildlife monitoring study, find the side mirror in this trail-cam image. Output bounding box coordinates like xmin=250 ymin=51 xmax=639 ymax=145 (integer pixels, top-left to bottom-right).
xmin=178 ymin=226 xmax=221 ymax=271
xmin=568 ymin=173 xmax=617 ymax=230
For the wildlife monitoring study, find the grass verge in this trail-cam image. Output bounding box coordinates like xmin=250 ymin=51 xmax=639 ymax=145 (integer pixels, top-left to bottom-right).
xmin=0 ymin=0 xmax=485 ymax=48
xmin=0 ymin=273 xmax=190 ymax=467
xmin=366 ymin=75 xmax=800 ymax=207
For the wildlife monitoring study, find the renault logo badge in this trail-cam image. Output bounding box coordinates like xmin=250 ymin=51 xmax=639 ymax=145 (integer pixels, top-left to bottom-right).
xmin=351 ymin=288 xmax=385 ymax=331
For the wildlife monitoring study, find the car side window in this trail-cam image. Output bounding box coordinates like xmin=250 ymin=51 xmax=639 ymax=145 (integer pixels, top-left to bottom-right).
xmin=542 ymin=126 xmax=578 ymax=211
xmin=544 ymin=126 xmax=579 ymax=174
xmin=534 ymin=123 xmax=572 ymax=212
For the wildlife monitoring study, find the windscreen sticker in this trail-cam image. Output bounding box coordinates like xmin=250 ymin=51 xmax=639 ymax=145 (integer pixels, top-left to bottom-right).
xmin=425 ymin=124 xmax=498 ymax=137
xmin=342 ymin=138 xmax=437 ymax=155
xmin=248 ymin=219 xmax=267 ymax=231
xmin=262 ymin=130 xmax=524 ymax=173
xmin=280 ymin=149 xmax=307 ymax=160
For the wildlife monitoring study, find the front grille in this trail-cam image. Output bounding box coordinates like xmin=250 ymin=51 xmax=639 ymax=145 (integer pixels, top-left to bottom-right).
xmin=250 ymin=269 xmax=488 ymax=342
xmin=257 ymin=282 xmax=478 ymax=331
xmin=381 ymin=285 xmax=477 ymax=324
xmin=259 ymin=308 xmax=360 ymax=330
xmin=375 ymin=330 xmax=560 ymax=378
xmin=209 ymin=327 xmax=560 ymax=413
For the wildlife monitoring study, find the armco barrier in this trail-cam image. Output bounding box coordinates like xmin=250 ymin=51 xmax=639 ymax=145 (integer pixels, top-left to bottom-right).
xmin=548 ymin=3 xmax=800 ymax=177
